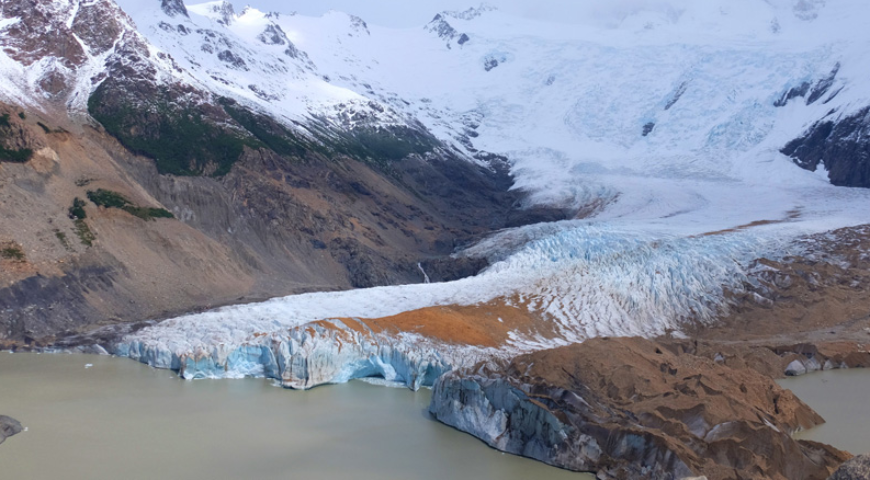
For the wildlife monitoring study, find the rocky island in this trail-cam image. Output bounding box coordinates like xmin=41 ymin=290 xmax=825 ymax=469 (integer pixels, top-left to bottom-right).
xmin=0 ymin=416 xmax=22 ymax=445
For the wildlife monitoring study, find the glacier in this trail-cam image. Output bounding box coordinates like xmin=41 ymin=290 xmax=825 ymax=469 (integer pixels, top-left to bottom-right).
xmin=116 ymin=223 xmax=817 ymax=387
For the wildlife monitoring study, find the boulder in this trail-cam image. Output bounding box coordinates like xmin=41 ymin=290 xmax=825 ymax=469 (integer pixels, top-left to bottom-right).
xmin=0 ymin=416 xmax=23 ymax=445
xmin=829 ymin=455 xmax=870 ymax=480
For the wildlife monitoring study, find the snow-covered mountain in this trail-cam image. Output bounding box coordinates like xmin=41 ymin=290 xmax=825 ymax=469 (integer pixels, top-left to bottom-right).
xmin=4 ymin=0 xmax=870 ymax=187
xmin=3 ymin=0 xmax=870 ymax=385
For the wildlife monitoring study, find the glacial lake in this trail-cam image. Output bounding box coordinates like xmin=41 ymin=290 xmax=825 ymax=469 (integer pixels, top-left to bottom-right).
xmin=779 ymin=368 xmax=870 ymax=455
xmin=0 ymin=353 xmax=592 ymax=480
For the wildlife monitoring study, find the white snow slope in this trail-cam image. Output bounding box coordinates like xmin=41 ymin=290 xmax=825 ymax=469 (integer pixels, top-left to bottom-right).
xmin=5 ymin=0 xmax=869 ymax=386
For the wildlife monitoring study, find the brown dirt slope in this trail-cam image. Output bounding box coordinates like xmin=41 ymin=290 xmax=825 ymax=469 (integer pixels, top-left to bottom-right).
xmin=0 ymin=100 xmax=563 ymax=345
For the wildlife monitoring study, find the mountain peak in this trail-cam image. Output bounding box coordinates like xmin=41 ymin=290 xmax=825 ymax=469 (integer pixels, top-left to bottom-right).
xmin=440 ymin=4 xmax=497 ymax=21
xmin=0 ymin=0 xmax=143 ymax=108
xmin=161 ymin=0 xmax=188 ymax=18
xmin=188 ymin=1 xmax=236 ymax=26
xmin=426 ymin=4 xmax=495 ymax=47
xmin=349 ymin=15 xmax=370 ymax=36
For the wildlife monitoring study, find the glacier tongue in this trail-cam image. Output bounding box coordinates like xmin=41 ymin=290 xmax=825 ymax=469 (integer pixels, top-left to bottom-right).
xmin=114 ymin=224 xmax=803 ymax=388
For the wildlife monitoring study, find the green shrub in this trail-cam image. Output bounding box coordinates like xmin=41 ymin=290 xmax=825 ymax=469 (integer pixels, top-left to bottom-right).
xmin=74 ymin=220 xmax=95 ymax=247
xmin=17 ymin=112 xmax=25 ymax=120
xmin=87 ymin=189 xmax=130 ymax=209
xmin=0 ymin=146 xmax=33 ymax=163
xmin=86 ymin=189 xmax=174 ymax=221
xmin=0 ymin=114 xmax=9 ymax=127
xmin=54 ymin=229 xmax=72 ymax=251
xmin=0 ymin=244 xmax=25 ymax=262
xmin=68 ymin=198 xmax=88 ymax=220
xmin=220 ymin=98 xmax=312 ymax=157
xmin=88 ymin=87 xmax=257 ymax=176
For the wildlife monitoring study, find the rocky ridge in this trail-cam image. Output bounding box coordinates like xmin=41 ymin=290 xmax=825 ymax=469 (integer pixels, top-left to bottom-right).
xmin=783 ymin=107 xmax=870 ymax=188
xmin=430 ymin=338 xmax=850 ymax=480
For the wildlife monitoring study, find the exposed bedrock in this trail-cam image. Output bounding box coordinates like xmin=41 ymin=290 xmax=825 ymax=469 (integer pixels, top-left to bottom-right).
xmin=429 ymin=338 xmax=849 ymax=480
xmin=0 ymin=416 xmax=23 ymax=445
xmin=115 ymin=318 xmax=493 ymax=390
xmin=782 ymin=107 xmax=870 ymax=188
xmin=829 ymin=454 xmax=870 ymax=480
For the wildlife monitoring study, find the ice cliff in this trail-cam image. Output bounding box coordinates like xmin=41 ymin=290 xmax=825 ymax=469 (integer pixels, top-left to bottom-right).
xmin=116 ymin=318 xmax=495 ymax=390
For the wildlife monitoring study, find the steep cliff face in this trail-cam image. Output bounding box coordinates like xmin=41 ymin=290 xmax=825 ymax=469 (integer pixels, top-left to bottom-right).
xmin=430 ymin=338 xmax=849 ymax=480
xmin=116 ymin=316 xmax=497 ymax=391
xmin=782 ymin=107 xmax=870 ymax=188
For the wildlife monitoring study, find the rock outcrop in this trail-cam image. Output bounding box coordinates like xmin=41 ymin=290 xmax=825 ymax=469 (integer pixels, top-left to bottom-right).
xmin=782 ymin=107 xmax=870 ymax=187
xmin=0 ymin=416 xmax=22 ymax=445
xmin=161 ymin=0 xmax=188 ymax=18
xmin=430 ymin=338 xmax=849 ymax=480
xmin=829 ymin=454 xmax=870 ymax=480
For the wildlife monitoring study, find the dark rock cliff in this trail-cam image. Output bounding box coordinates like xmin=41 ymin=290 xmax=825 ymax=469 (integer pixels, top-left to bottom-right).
xmin=782 ymin=107 xmax=870 ymax=188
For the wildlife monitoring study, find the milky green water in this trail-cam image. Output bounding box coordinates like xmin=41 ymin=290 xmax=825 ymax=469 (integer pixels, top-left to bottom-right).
xmin=779 ymin=368 xmax=870 ymax=455
xmin=0 ymin=353 xmax=592 ymax=480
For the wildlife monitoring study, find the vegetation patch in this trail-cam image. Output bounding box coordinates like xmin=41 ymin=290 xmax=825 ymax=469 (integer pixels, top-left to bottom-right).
xmin=342 ymin=126 xmax=438 ymax=163
xmin=36 ymin=122 xmax=51 ymax=134
xmin=54 ymin=229 xmax=73 ymax=252
xmin=86 ymin=189 xmax=175 ymax=221
xmin=305 ymin=119 xmax=440 ymax=170
xmin=0 ymin=145 xmax=33 ymax=163
xmin=68 ymin=198 xmax=87 ymax=220
xmin=17 ymin=112 xmax=25 ymax=120
xmin=0 ymin=114 xmax=9 ymax=127
xmin=68 ymin=198 xmax=94 ymax=246
xmin=220 ymin=98 xmax=315 ymax=158
xmin=89 ymin=79 xmax=442 ymax=179
xmin=74 ymin=220 xmax=95 ymax=247
xmin=0 ymin=243 xmax=25 ymax=262
xmin=88 ymin=85 xmax=258 ymax=176
xmin=87 ymin=189 xmax=130 ymax=209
